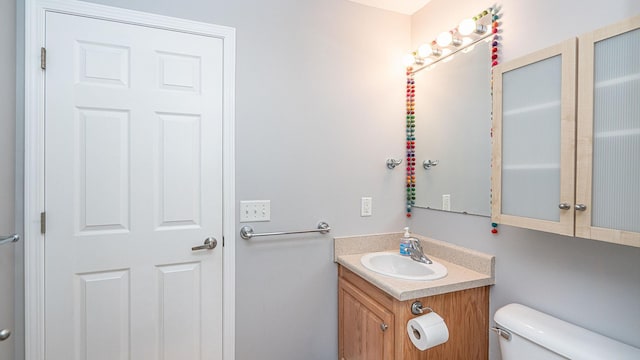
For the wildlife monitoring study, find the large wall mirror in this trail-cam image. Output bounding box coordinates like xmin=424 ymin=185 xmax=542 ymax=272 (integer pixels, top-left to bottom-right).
xmin=413 ymin=40 xmax=492 ymax=216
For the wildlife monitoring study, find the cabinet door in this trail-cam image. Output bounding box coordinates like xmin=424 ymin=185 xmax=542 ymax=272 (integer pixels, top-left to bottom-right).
xmin=576 ymin=15 xmax=640 ymax=247
xmin=339 ymin=278 xmax=394 ymax=360
xmin=492 ymin=39 xmax=577 ymax=235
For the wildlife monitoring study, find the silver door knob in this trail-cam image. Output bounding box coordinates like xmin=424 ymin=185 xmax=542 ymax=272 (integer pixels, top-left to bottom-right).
xmin=191 ymin=237 xmax=217 ymax=251
xmin=558 ymin=203 xmax=571 ymax=210
xmin=380 ymin=323 xmax=388 ymax=332
xmin=0 ymin=329 xmax=10 ymax=341
xmin=575 ymin=204 xmax=587 ymax=211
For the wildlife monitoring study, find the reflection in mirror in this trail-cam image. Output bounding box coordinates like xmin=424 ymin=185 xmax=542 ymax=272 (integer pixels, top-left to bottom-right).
xmin=413 ymin=40 xmax=492 ymax=216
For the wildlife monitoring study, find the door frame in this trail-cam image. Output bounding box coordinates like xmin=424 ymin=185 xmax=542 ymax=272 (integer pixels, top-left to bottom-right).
xmin=23 ymin=1 xmax=236 ymax=359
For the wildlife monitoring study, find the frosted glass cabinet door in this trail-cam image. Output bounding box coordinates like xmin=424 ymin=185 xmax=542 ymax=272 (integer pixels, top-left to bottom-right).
xmin=492 ymin=39 xmax=577 ymax=236
xmin=576 ymin=16 xmax=640 ymax=247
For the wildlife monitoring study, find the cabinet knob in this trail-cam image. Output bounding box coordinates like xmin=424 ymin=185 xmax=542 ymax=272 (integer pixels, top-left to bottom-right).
xmin=558 ymin=203 xmax=571 ymax=210
xmin=575 ymin=204 xmax=587 ymax=211
xmin=380 ymin=323 xmax=388 ymax=332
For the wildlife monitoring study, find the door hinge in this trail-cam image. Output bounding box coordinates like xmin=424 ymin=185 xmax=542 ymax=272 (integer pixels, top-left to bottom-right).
xmin=40 ymin=212 xmax=46 ymax=234
xmin=40 ymin=47 xmax=46 ymax=70
xmin=222 ymin=236 xmax=225 ymax=247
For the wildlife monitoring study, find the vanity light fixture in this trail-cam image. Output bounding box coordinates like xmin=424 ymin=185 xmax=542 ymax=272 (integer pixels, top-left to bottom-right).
xmin=458 ymin=18 xmax=488 ymax=36
xmin=430 ymin=44 xmax=442 ymax=57
xmin=417 ymin=43 xmax=433 ymax=58
xmin=402 ymin=53 xmax=416 ymax=67
xmin=458 ymin=18 xmax=476 ymax=36
xmin=474 ymin=24 xmax=489 ymax=35
xmin=436 ymin=31 xmax=453 ymax=47
xmin=436 ymin=31 xmax=463 ymax=47
xmin=404 ymin=6 xmax=501 ymax=73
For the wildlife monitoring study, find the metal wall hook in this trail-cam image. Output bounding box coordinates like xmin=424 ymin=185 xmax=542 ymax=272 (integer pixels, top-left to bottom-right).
xmin=423 ymin=160 xmax=439 ymax=169
xmin=386 ymin=158 xmax=403 ymax=169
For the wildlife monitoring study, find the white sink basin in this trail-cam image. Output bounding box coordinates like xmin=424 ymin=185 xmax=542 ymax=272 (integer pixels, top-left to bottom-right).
xmin=360 ymin=251 xmax=448 ymax=281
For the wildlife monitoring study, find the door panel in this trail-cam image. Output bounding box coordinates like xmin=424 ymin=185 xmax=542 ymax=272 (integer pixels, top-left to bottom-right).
xmin=576 ymin=16 xmax=640 ymax=246
xmin=78 ymin=108 xmax=130 ymax=233
xmin=45 ymin=12 xmax=223 ymax=360
xmin=157 ymin=113 xmax=202 ymax=228
xmin=491 ymin=39 xmax=577 ymax=236
xmin=76 ymin=270 xmax=130 ymax=360
xmin=0 ymin=0 xmax=16 ymax=356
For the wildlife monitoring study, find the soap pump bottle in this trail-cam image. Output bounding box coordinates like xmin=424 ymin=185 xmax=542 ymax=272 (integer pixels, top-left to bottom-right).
xmin=400 ymin=227 xmax=412 ymax=256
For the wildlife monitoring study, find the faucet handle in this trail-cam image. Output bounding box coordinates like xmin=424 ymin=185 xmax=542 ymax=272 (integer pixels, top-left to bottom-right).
xmin=409 ymin=238 xmax=422 ymax=251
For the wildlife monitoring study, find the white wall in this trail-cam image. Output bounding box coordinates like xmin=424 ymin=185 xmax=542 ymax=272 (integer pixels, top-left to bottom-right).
xmin=0 ymin=0 xmax=16 ymax=359
xmin=409 ymin=0 xmax=640 ymax=359
xmin=75 ymin=0 xmax=410 ymax=358
xmin=7 ymin=0 xmax=637 ymax=359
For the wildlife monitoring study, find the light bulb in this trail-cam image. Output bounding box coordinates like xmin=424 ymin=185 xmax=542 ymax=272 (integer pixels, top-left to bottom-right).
xmin=402 ymin=53 xmax=415 ymax=66
xmin=417 ymin=44 xmax=433 ymax=58
xmin=436 ymin=31 xmax=453 ymax=47
xmin=458 ymin=18 xmax=476 ymax=36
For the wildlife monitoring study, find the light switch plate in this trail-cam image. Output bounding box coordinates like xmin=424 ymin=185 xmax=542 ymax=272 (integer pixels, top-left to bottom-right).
xmin=240 ymin=200 xmax=271 ymax=222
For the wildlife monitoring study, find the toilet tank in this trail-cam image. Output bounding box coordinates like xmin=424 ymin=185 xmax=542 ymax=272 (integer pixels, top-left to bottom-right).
xmin=494 ymin=303 xmax=640 ymax=360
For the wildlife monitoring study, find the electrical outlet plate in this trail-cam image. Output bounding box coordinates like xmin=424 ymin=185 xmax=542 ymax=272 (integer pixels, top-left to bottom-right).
xmin=442 ymin=194 xmax=451 ymax=211
xmin=361 ymin=197 xmax=372 ymax=217
xmin=240 ymin=200 xmax=271 ymax=222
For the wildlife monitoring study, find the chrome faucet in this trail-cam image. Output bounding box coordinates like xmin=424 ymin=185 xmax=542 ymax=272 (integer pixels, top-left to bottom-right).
xmin=407 ymin=239 xmax=432 ymax=264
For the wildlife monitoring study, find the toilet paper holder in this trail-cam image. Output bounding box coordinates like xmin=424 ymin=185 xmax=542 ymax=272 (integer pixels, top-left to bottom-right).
xmin=411 ymin=301 xmax=433 ymax=315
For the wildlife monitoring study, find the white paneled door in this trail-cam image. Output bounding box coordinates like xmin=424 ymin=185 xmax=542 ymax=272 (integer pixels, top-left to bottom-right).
xmin=44 ymin=11 xmax=223 ymax=360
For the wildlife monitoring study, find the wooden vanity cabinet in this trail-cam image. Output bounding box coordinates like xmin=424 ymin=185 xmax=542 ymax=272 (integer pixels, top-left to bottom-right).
xmin=338 ymin=266 xmax=489 ymax=360
xmin=492 ymin=15 xmax=640 ymax=247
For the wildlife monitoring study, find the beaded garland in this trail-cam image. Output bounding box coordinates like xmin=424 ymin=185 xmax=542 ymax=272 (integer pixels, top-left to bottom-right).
xmin=489 ymin=6 xmax=501 ymax=233
xmin=406 ymin=67 xmax=416 ymax=217
xmin=489 ymin=6 xmax=501 ymax=68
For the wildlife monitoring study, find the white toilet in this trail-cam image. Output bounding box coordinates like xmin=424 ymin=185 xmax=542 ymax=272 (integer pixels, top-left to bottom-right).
xmin=493 ymin=303 xmax=640 ymax=360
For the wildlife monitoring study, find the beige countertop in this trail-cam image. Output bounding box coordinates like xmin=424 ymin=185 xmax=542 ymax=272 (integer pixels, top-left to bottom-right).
xmin=334 ymin=232 xmax=495 ymax=301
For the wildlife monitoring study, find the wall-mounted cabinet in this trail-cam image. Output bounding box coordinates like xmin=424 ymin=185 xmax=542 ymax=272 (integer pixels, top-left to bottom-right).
xmin=492 ymin=15 xmax=640 ymax=247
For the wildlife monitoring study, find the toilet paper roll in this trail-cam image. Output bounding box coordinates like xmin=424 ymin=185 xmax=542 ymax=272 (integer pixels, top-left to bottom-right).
xmin=407 ymin=311 xmax=449 ymax=351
